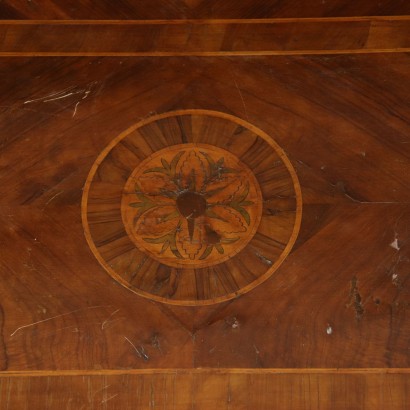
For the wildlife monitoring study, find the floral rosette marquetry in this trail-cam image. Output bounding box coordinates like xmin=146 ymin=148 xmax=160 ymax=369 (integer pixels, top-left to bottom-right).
xmin=82 ymin=110 xmax=302 ymax=305
xmin=121 ymin=145 xmax=262 ymax=268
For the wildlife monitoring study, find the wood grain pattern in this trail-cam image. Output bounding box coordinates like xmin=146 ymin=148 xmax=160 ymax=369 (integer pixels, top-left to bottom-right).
xmin=0 ymin=370 xmax=409 ymax=409
xmin=1 ymin=9 xmax=410 ymax=405
xmin=0 ymin=18 xmax=409 ymax=56
xmin=1 ymin=54 xmax=409 ymax=371
xmin=0 ymin=0 xmax=409 ymax=19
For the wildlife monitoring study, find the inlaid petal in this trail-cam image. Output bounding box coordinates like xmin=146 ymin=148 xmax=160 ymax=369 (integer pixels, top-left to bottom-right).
xmin=176 ymin=217 xmax=205 ymax=260
xmin=137 ymin=174 xmax=178 ymax=202
xmin=178 ymin=151 xmax=207 ymax=192
xmin=205 ymin=174 xmax=243 ymax=204
xmin=135 ymin=205 xmax=180 ymax=237
xmin=206 ymin=205 xmax=247 ymax=234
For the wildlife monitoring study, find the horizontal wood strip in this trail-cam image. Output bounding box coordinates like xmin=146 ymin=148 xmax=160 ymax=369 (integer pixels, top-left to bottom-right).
xmin=0 ymin=0 xmax=409 ymax=20
xmin=0 ymin=371 xmax=409 ymax=409
xmin=2 ymin=49 xmax=410 ymax=57
xmin=2 ymin=368 xmax=410 ymax=377
xmin=1 ymin=16 xmax=410 ymax=24
xmin=0 ymin=19 xmax=409 ymax=56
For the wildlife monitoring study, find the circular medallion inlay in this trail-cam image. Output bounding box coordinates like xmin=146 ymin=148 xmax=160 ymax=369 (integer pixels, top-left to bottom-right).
xmin=82 ymin=110 xmax=302 ymax=305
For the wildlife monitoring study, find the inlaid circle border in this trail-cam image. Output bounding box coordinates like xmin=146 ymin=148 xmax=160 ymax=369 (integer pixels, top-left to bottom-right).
xmin=82 ymin=109 xmax=303 ymax=306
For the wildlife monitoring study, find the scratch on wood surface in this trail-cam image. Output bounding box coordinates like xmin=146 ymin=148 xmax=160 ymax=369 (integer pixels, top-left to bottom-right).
xmin=101 ymin=309 xmax=120 ymax=330
xmin=139 ymin=345 xmax=150 ymax=361
xmin=72 ymin=101 xmax=80 ymax=117
xmin=24 ymin=82 xmax=96 ymax=105
xmin=22 ymin=82 xmax=97 ymax=119
xmin=231 ymin=71 xmax=250 ymax=121
xmin=255 ymin=252 xmax=273 ymax=266
xmin=42 ymin=91 xmax=83 ymax=103
xmin=72 ymin=82 xmax=93 ymax=117
xmin=10 ymin=305 xmax=111 ymax=337
xmin=253 ymin=344 xmax=263 ymax=367
xmin=43 ymin=190 xmax=64 ymax=208
xmin=101 ymin=394 xmax=118 ymax=404
xmin=23 ymin=87 xmax=78 ymax=104
xmin=124 ymin=337 xmax=149 ymax=361
xmin=33 ymin=324 xmax=80 ymax=339
xmin=334 ymin=181 xmax=399 ymax=204
xmin=93 ymin=384 xmax=111 ymax=398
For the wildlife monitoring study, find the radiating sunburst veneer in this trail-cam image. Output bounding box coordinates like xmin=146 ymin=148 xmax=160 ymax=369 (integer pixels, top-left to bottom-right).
xmin=82 ymin=110 xmax=302 ymax=305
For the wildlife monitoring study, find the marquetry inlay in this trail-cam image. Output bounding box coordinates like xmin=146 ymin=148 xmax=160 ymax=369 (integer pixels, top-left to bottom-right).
xmin=121 ymin=144 xmax=263 ymax=268
xmin=82 ymin=110 xmax=301 ymax=305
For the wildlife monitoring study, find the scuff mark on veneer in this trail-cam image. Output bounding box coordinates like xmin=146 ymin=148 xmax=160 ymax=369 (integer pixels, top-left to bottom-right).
xmin=347 ymin=276 xmax=364 ymax=321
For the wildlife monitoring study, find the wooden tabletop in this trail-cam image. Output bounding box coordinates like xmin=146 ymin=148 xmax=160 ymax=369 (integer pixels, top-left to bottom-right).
xmin=0 ymin=2 xmax=409 ymax=409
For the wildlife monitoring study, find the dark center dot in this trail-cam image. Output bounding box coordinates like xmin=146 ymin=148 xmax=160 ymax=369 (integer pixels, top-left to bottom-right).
xmin=176 ymin=191 xmax=207 ymax=218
